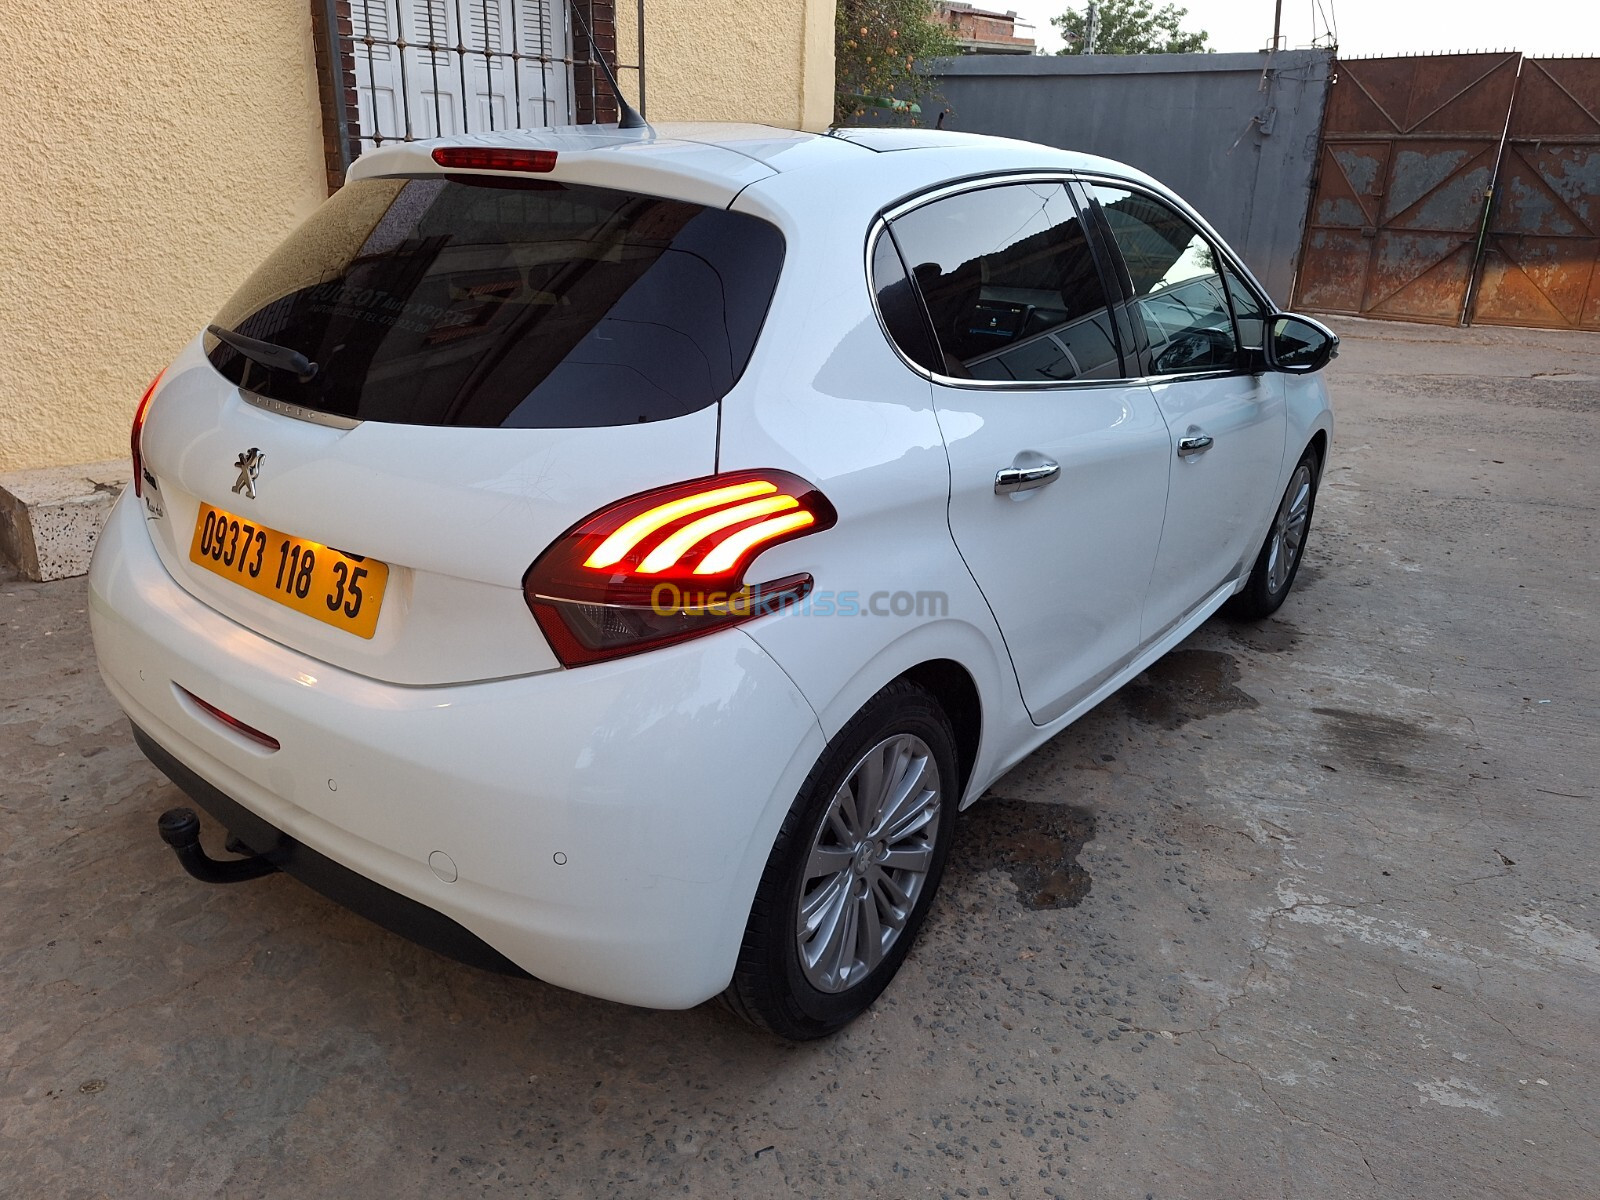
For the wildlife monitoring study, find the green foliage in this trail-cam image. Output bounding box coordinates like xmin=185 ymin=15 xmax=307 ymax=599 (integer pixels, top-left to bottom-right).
xmin=835 ymin=0 xmax=960 ymax=124
xmin=1053 ymin=0 xmax=1211 ymax=55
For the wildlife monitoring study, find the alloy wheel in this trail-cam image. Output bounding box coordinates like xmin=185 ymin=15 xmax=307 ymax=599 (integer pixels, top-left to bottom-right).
xmin=795 ymin=733 xmax=943 ymax=993
xmin=1267 ymin=462 xmax=1313 ymax=595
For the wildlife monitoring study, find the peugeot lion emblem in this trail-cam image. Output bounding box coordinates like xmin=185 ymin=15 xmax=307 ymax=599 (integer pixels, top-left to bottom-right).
xmin=232 ymin=448 xmax=264 ymax=499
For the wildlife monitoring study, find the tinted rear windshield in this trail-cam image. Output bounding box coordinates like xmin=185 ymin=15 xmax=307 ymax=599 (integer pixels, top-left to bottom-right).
xmin=206 ymin=176 xmax=785 ymax=427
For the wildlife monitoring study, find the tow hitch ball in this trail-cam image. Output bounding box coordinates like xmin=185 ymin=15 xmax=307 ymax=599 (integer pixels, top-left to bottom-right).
xmin=157 ymin=808 xmax=279 ymax=884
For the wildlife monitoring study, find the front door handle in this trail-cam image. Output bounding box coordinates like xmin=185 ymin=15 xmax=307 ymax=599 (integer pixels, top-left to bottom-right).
xmin=1177 ymin=433 xmax=1214 ymax=456
xmin=995 ymin=460 xmax=1061 ymax=494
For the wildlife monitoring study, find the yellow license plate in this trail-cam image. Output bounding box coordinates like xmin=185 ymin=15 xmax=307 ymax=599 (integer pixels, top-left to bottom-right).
xmin=189 ymin=503 xmax=389 ymax=639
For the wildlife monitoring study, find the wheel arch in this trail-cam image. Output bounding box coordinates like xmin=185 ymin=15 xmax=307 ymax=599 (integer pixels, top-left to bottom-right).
xmin=767 ymin=614 xmax=1022 ymax=811
xmin=1306 ymin=427 xmax=1329 ymax=474
xmin=899 ymin=658 xmax=982 ymax=799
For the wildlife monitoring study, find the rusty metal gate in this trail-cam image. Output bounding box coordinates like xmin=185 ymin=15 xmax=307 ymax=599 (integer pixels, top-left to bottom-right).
xmin=1294 ymin=53 xmax=1520 ymax=324
xmin=1470 ymin=58 xmax=1600 ymax=331
xmin=1295 ymin=53 xmax=1600 ymax=330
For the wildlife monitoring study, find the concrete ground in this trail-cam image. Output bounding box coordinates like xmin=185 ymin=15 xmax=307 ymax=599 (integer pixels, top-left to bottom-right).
xmin=2 ymin=318 xmax=1596 ymax=1199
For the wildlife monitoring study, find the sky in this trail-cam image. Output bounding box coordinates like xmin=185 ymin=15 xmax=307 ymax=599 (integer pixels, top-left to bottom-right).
xmin=1003 ymin=0 xmax=1595 ymax=58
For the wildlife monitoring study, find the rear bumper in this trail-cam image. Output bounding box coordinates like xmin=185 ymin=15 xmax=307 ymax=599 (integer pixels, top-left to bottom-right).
xmin=90 ymin=492 xmax=826 ymax=1009
xmin=134 ymin=725 xmax=529 ymax=976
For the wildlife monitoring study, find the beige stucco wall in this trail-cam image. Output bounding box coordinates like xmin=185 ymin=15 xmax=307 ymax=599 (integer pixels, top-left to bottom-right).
xmin=0 ymin=1 xmax=835 ymax=473
xmin=0 ymin=2 xmax=329 ymax=473
xmin=626 ymin=0 xmax=835 ymax=131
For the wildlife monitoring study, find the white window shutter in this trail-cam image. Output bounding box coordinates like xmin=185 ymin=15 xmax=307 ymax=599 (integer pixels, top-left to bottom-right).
xmin=349 ymin=0 xmax=570 ymax=149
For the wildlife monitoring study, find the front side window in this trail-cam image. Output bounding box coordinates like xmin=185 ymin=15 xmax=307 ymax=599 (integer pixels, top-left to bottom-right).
xmin=1221 ymin=261 xmax=1269 ymax=350
xmin=887 ymin=182 xmax=1122 ymax=383
xmin=1089 ymin=186 xmax=1240 ymax=376
xmin=206 ymin=176 xmax=785 ymax=428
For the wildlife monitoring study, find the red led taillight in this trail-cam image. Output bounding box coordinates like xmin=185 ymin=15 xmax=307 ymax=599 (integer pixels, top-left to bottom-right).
xmin=130 ymin=369 xmax=165 ymax=498
xmin=523 ymin=470 xmax=837 ymax=667
xmin=431 ymin=146 xmax=558 ymax=173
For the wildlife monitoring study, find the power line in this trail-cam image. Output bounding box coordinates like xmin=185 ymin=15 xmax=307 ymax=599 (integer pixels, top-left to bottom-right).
xmin=1312 ymin=0 xmax=1339 ymax=48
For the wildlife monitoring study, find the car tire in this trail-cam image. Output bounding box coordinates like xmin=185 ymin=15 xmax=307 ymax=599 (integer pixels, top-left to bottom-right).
xmin=1225 ymin=445 xmax=1321 ymax=620
xmin=722 ymin=679 xmax=959 ymax=1040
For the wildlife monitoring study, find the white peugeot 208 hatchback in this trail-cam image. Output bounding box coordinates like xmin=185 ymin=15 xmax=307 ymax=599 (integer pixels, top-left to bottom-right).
xmin=90 ymin=123 xmax=1334 ymax=1040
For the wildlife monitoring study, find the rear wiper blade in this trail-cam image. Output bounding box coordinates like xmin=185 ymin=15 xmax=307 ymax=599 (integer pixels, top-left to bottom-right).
xmin=206 ymin=324 xmax=318 ymax=382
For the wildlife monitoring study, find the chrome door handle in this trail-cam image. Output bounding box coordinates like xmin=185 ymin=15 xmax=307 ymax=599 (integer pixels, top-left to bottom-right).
xmin=1177 ymin=434 xmax=1214 ymax=456
xmin=995 ymin=460 xmax=1061 ymax=494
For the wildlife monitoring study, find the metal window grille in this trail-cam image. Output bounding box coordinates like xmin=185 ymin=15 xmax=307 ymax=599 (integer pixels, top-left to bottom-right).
xmin=315 ymin=1 xmax=645 ymax=185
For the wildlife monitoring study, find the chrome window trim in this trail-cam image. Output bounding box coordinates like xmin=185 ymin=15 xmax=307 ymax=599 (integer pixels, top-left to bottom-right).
xmin=239 ymin=390 xmax=363 ymax=430
xmin=881 ymin=170 xmax=1079 ymax=224
xmin=866 ymin=170 xmax=1272 ymax=392
xmin=1138 ymin=367 xmax=1239 ymax=386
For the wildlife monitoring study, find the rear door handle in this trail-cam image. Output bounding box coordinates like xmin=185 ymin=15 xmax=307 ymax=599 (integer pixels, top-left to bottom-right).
xmin=995 ymin=461 xmax=1060 ymax=494
xmin=1177 ymin=434 xmax=1214 ymax=456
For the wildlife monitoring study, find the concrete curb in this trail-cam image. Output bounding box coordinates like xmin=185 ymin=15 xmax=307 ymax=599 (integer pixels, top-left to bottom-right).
xmin=0 ymin=460 xmax=129 ymax=582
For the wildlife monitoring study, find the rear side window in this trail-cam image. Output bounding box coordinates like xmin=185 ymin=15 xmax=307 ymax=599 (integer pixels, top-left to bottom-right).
xmin=872 ymin=232 xmax=943 ymax=373
xmin=206 ymin=176 xmax=785 ymax=428
xmin=887 ymin=182 xmax=1123 ymax=383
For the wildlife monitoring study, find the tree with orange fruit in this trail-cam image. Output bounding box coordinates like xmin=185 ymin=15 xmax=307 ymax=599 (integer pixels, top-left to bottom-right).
xmin=835 ymin=1 xmax=960 ymax=123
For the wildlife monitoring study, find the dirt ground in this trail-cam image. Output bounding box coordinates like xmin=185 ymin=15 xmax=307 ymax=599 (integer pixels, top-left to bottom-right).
xmin=2 ymin=317 xmax=1597 ymax=1199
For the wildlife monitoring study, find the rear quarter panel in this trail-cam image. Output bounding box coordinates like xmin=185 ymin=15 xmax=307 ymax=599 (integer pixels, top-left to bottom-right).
xmin=719 ymin=157 xmax=1049 ymax=805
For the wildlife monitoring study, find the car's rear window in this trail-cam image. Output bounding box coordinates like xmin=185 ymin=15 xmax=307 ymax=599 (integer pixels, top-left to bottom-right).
xmin=205 ymin=175 xmax=785 ymax=428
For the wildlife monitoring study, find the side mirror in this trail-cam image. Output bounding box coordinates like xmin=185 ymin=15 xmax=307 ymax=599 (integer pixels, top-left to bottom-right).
xmin=1265 ymin=314 xmax=1339 ymax=374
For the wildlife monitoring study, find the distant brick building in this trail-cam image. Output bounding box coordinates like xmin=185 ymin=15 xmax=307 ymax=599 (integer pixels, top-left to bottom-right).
xmin=936 ymin=2 xmax=1037 ymax=54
